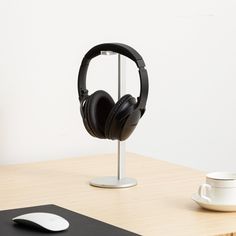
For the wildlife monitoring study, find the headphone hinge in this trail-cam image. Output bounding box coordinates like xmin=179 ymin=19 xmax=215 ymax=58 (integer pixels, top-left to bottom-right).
xmin=79 ymin=89 xmax=88 ymax=101
xmin=137 ymin=59 xmax=145 ymax=68
xmin=79 ymin=95 xmax=89 ymax=119
xmin=137 ymin=96 xmax=146 ymax=117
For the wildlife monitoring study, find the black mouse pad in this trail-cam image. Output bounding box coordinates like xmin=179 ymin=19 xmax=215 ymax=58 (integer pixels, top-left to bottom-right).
xmin=0 ymin=204 xmax=140 ymax=236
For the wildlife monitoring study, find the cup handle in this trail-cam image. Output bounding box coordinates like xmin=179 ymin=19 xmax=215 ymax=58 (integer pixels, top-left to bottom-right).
xmin=198 ymin=183 xmax=212 ymax=202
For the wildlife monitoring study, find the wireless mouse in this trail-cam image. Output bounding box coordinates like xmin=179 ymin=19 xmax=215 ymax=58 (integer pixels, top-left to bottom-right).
xmin=12 ymin=212 xmax=70 ymax=232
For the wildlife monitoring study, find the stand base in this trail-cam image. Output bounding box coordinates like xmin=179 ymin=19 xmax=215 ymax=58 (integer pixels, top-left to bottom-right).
xmin=90 ymin=176 xmax=137 ymax=189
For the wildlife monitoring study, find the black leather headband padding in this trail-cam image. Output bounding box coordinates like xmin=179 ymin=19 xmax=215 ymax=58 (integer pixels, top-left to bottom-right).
xmin=82 ymin=43 xmax=145 ymax=68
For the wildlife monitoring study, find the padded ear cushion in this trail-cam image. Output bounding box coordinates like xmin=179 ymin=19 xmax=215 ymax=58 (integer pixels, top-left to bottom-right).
xmin=84 ymin=90 xmax=114 ymax=139
xmin=105 ymin=94 xmax=133 ymax=139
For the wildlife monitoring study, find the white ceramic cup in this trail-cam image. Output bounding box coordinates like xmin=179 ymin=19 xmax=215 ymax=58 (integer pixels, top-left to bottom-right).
xmin=198 ymin=172 xmax=236 ymax=204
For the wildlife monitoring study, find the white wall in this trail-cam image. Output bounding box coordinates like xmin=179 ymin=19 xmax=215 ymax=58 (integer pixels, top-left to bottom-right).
xmin=0 ymin=0 xmax=236 ymax=171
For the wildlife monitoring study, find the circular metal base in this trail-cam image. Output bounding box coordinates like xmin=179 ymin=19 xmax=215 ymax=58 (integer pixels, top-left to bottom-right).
xmin=90 ymin=176 xmax=137 ymax=189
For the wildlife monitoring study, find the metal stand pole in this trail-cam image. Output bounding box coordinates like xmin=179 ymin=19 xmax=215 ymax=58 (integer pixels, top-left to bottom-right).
xmin=89 ymin=53 xmax=137 ymax=188
xmin=117 ymin=54 xmax=126 ymax=180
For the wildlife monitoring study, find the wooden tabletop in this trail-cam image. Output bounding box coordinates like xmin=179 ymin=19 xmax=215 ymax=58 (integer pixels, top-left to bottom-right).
xmin=0 ymin=153 xmax=235 ymax=236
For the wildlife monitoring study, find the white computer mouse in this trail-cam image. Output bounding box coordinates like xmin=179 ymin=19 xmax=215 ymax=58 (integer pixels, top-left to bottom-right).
xmin=12 ymin=212 xmax=70 ymax=232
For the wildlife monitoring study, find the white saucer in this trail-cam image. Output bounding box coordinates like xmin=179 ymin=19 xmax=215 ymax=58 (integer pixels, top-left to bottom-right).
xmin=192 ymin=193 xmax=236 ymax=212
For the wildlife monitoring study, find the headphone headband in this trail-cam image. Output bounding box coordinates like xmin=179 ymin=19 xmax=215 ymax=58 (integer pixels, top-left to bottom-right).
xmin=81 ymin=43 xmax=145 ymax=68
xmin=78 ymin=43 xmax=148 ymax=111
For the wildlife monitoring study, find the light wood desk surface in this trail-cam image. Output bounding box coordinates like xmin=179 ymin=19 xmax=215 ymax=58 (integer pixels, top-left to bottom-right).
xmin=0 ymin=153 xmax=236 ymax=236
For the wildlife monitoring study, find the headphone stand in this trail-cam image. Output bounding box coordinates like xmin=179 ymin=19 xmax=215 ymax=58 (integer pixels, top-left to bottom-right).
xmin=89 ymin=53 xmax=137 ymax=188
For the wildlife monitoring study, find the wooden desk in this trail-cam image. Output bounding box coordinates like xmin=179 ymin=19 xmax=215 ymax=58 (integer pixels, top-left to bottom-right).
xmin=0 ymin=153 xmax=235 ymax=236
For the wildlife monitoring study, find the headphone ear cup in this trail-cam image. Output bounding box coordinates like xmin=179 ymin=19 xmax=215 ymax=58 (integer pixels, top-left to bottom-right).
xmin=105 ymin=94 xmax=140 ymax=140
xmin=83 ymin=90 xmax=114 ymax=139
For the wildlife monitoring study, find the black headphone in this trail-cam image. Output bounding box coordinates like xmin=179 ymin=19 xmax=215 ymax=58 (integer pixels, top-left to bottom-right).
xmin=77 ymin=43 xmax=149 ymax=141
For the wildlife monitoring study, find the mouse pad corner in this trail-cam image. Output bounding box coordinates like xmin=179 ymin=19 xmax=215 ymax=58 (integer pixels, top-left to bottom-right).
xmin=0 ymin=204 xmax=140 ymax=236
